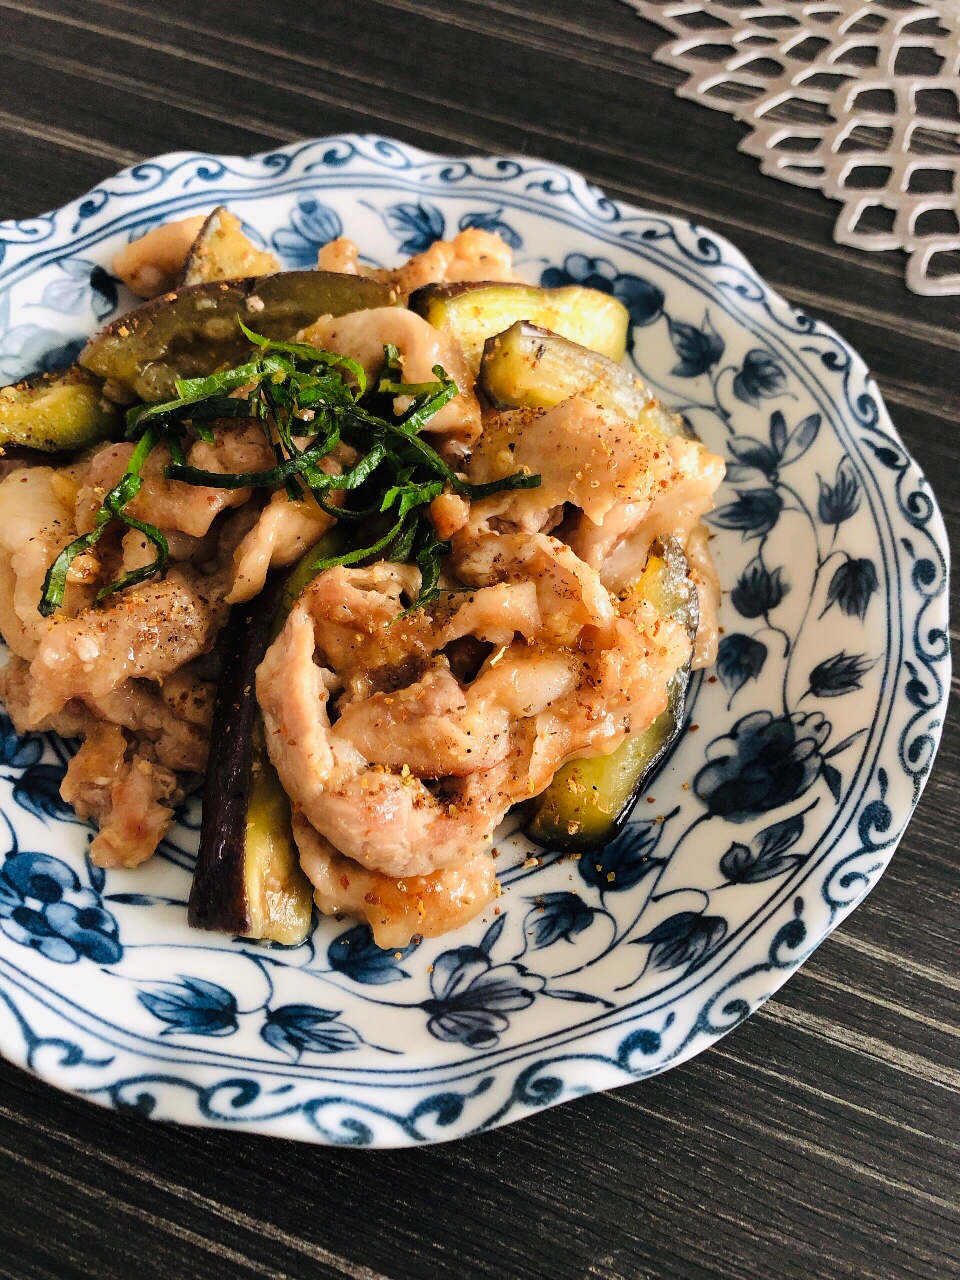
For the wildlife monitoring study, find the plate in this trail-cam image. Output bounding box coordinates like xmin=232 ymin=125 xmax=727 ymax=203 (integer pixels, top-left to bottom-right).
xmin=0 ymin=135 xmax=949 ymax=1147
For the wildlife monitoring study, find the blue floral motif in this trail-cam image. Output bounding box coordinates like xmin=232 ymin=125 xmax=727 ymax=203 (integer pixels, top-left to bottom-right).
xmin=540 ymin=253 xmax=664 ymax=328
xmin=327 ymin=923 xmax=414 ymax=985
xmin=667 ymin=314 xmax=724 ymax=378
xmin=0 ymin=714 xmax=42 ymax=770
xmin=138 ymin=976 xmax=237 ymax=1036
xmin=866 ymin=439 xmax=901 ymax=470
xmin=730 ymin=559 xmax=788 ymax=618
xmin=635 ymin=912 xmax=727 ymax=974
xmin=0 ymin=323 xmax=86 ymax=382
xmin=578 ymin=821 xmax=663 ymax=892
xmin=716 ymin=634 xmax=767 ymax=700
xmin=0 ymin=849 xmax=121 ymax=965
xmin=726 ymin=410 xmax=820 ymax=481
xmin=822 ymin=558 xmax=878 ymax=621
xmin=806 ymin=651 xmax=875 ymax=700
xmin=261 ymin=1004 xmax=361 ymax=1060
xmin=89 ymin=266 xmax=119 ymax=319
xmin=421 ymin=943 xmax=545 ymax=1049
xmin=522 ymin=892 xmax=595 ymax=949
xmin=37 ymin=258 xmax=118 ymax=321
xmin=383 ymin=200 xmax=444 ymax=255
xmin=719 ymin=813 xmax=807 ymax=884
xmin=12 ymin=762 xmax=77 ymax=823
xmin=695 ymin=711 xmax=831 ymax=823
xmin=457 ymin=208 xmax=521 ymax=249
xmin=271 ymin=196 xmax=342 ymax=267
xmin=817 ymin=458 xmax=861 ymax=525
xmin=733 ymin=348 xmax=787 ymax=406
xmin=32 ymin=336 xmax=87 ymax=374
xmin=770 ymin=409 xmax=820 ymax=466
xmin=725 ymin=435 xmax=780 ymax=482
xmin=710 ymin=488 xmax=783 ymax=538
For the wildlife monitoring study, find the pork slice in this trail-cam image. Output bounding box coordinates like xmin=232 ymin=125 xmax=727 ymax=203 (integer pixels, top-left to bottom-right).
xmin=62 ymin=722 xmax=179 ymax=869
xmin=316 ymin=228 xmax=525 ymax=294
xmin=27 ymin=566 xmax=228 ymax=722
xmin=301 ymin=308 xmax=481 ymax=450
xmin=75 ymin=424 xmax=275 ymax=540
xmin=294 ymin=817 xmax=497 ymax=950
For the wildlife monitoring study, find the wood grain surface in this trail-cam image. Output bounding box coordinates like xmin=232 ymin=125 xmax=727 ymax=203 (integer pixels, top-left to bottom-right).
xmin=0 ymin=2 xmax=956 ymax=1277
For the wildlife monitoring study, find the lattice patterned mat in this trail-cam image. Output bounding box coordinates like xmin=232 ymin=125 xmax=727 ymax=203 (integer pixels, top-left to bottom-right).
xmin=624 ymin=0 xmax=960 ymax=295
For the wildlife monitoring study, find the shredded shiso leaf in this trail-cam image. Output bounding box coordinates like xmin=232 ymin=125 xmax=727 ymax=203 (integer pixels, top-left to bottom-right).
xmin=40 ymin=325 xmax=539 ymax=617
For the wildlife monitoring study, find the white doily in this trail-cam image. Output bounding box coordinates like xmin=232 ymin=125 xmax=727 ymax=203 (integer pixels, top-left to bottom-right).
xmin=624 ymin=0 xmax=960 ymax=295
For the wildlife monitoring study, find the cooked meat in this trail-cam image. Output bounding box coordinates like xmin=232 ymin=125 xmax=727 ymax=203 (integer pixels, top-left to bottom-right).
xmin=317 ymin=227 xmax=525 ymax=296
xmin=467 ymin=398 xmax=675 ymax=531
xmin=314 ymin=237 xmax=366 ymax=276
xmin=228 ymin=488 xmax=335 ymax=604
xmin=2 ymin=648 xmax=211 ymax=870
xmin=111 ymin=215 xmax=206 ymax=299
xmin=62 ymin=722 xmax=180 ymax=868
xmin=293 ymin=817 xmax=497 ymax=949
xmin=429 ymin=491 xmax=471 ymax=539
xmin=86 ymin=679 xmax=210 ymax=774
xmin=25 ymin=566 xmax=227 ymax=723
xmin=257 ymin=527 xmax=691 ymax=880
xmin=0 ymin=467 xmax=88 ymax=659
xmin=684 ymin=523 xmax=721 ymax=669
xmin=301 ymin=307 xmax=481 ymax=451
xmin=76 ymin=423 xmax=275 ymax=541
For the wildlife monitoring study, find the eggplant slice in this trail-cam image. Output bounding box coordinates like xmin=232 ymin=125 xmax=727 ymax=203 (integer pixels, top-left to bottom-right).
xmin=189 ymin=572 xmax=314 ymax=946
xmin=409 ymin=281 xmax=630 ymax=373
xmin=524 ymin=538 xmax=698 ymax=853
xmin=0 ymin=365 xmax=121 ymax=452
xmin=179 ymin=206 xmax=280 ymax=287
xmin=80 ymin=270 xmax=399 ymax=401
xmin=479 ymin=320 xmax=692 ymax=439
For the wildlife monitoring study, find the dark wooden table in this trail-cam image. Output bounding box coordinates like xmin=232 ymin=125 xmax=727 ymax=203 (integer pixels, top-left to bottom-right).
xmin=0 ymin=2 xmax=956 ymax=1277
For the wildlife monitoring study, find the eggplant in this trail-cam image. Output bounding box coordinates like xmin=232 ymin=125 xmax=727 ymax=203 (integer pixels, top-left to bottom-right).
xmin=179 ymin=206 xmax=280 ymax=287
xmin=524 ymin=537 xmax=698 ymax=852
xmin=188 ymin=571 xmax=313 ymax=945
xmin=80 ymin=270 xmax=399 ymax=402
xmin=189 ymin=529 xmax=347 ymax=942
xmin=479 ymin=321 xmax=692 ymax=439
xmin=0 ymin=365 xmax=121 ymax=452
xmin=409 ymin=281 xmax=629 ymax=373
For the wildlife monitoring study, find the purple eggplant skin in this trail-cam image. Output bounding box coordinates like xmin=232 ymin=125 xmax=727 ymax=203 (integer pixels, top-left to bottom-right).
xmin=188 ymin=571 xmax=311 ymax=943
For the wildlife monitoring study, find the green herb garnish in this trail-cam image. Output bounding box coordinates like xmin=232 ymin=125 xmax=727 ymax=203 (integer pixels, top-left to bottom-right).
xmin=39 ymin=326 xmax=540 ymax=617
xmin=39 ymin=425 xmax=167 ymax=616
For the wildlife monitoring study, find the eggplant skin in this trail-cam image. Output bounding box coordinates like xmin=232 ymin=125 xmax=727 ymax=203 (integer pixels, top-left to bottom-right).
xmin=178 ymin=206 xmax=280 ymax=287
xmin=80 ymin=270 xmax=399 ymax=402
xmin=409 ymin=281 xmax=630 ymax=372
xmin=190 ymin=530 xmax=344 ymax=944
xmin=0 ymin=365 xmax=120 ymax=452
xmin=523 ymin=675 xmax=690 ymax=853
xmin=479 ymin=320 xmax=693 ymax=439
xmin=188 ymin=573 xmax=313 ymax=945
xmin=524 ymin=539 xmax=698 ymax=853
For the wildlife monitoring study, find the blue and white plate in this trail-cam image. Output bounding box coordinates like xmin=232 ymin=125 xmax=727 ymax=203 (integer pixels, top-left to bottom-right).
xmin=0 ymin=136 xmax=949 ymax=1147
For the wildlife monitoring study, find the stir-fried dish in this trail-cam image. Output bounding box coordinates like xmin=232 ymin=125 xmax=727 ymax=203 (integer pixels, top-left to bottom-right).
xmin=0 ymin=208 xmax=725 ymax=948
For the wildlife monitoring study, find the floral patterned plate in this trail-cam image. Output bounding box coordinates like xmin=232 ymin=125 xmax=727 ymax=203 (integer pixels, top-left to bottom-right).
xmin=0 ymin=136 xmax=949 ymax=1147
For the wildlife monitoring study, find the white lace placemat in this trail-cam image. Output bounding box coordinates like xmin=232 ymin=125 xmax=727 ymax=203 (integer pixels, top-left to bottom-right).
xmin=623 ymin=0 xmax=960 ymax=295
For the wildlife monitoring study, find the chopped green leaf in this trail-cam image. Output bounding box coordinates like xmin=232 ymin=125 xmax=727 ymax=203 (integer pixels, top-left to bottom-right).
xmin=39 ymin=426 xmax=166 ymax=616
xmin=41 ymin=326 xmax=540 ymax=617
xmin=165 ymin=423 xmax=340 ymax=489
